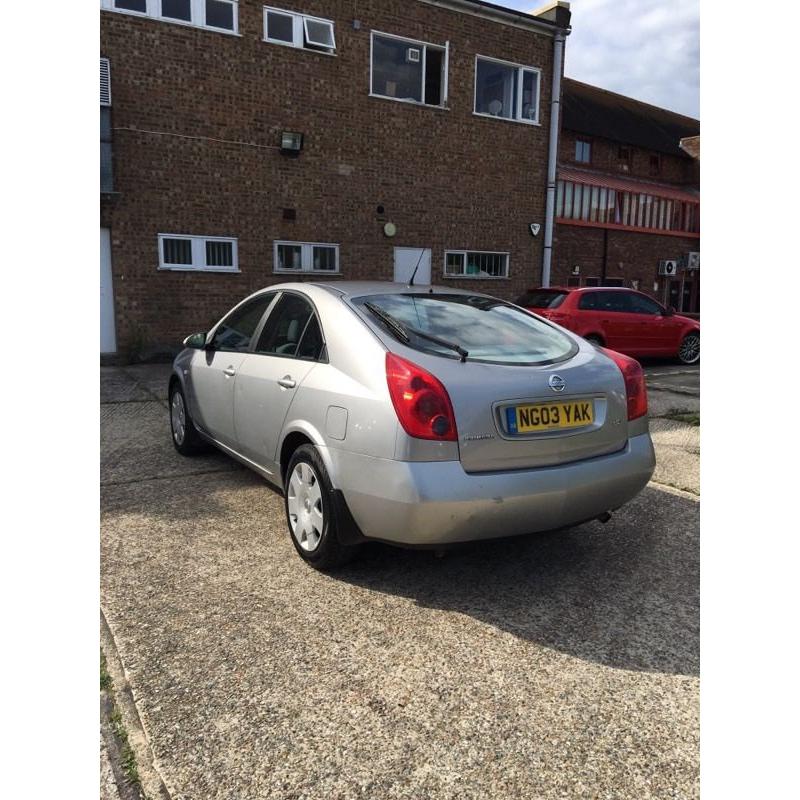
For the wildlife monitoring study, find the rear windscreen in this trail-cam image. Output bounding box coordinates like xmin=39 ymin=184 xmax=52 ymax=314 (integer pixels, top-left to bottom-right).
xmin=354 ymin=293 xmax=577 ymax=365
xmin=514 ymin=291 xmax=568 ymax=309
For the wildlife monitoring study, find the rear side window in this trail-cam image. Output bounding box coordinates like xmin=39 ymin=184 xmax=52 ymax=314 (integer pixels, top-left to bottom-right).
xmin=211 ymin=294 xmax=274 ymax=352
xmin=354 ymin=293 xmax=577 ymax=366
xmin=578 ymin=291 xmax=628 ymax=312
xmin=515 ymin=291 xmax=568 ymax=309
xmin=296 ymin=314 xmax=325 ymax=361
xmin=257 ymin=294 xmax=314 ymax=357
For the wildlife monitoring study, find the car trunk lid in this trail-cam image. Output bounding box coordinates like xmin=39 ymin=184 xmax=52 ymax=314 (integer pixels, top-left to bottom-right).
xmin=424 ymin=345 xmax=630 ymax=473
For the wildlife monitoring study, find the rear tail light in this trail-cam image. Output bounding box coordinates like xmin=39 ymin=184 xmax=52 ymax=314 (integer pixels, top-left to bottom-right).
xmin=601 ymin=348 xmax=648 ymax=421
xmin=385 ymin=353 xmax=458 ymax=441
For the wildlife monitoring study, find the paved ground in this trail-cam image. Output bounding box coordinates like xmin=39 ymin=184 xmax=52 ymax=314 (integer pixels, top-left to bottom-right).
xmin=101 ymin=364 xmax=699 ymax=800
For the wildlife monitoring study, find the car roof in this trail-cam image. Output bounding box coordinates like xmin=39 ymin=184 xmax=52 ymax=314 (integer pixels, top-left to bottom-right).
xmin=310 ymin=281 xmax=482 ymax=298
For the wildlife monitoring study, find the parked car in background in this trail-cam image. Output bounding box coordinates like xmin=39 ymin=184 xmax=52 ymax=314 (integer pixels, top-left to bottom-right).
xmin=169 ymin=282 xmax=655 ymax=570
xmin=515 ymin=287 xmax=700 ymax=364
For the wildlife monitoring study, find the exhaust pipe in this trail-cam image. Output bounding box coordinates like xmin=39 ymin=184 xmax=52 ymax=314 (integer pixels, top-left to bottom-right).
xmin=597 ymin=511 xmax=612 ymax=524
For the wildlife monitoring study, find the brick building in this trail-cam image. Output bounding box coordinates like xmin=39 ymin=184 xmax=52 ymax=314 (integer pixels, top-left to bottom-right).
xmin=552 ymin=79 xmax=700 ymax=314
xmin=100 ymin=0 xmax=572 ymax=356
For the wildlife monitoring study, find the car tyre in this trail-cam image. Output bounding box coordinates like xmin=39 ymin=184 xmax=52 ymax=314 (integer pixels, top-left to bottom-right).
xmin=169 ymin=382 xmax=207 ymax=456
xmin=678 ymin=332 xmax=700 ymax=365
xmin=284 ymin=444 xmax=359 ymax=571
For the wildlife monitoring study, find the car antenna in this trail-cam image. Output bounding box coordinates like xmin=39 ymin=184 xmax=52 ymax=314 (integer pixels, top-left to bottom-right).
xmin=407 ymin=248 xmax=426 ymax=288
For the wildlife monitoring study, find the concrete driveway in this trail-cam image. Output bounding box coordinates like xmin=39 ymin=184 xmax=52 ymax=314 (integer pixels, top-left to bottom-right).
xmin=101 ymin=364 xmax=699 ymax=800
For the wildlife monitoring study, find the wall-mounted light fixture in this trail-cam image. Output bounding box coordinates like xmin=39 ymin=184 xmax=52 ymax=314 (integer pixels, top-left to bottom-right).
xmin=280 ymin=131 xmax=304 ymax=156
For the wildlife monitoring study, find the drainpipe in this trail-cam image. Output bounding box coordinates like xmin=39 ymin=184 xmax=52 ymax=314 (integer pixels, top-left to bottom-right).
xmin=541 ymin=30 xmax=566 ymax=288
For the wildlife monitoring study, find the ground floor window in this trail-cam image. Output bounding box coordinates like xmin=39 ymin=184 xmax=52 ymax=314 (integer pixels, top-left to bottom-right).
xmin=158 ymin=234 xmax=238 ymax=272
xmin=444 ymin=250 xmax=509 ymax=278
xmin=274 ymin=241 xmax=340 ymax=273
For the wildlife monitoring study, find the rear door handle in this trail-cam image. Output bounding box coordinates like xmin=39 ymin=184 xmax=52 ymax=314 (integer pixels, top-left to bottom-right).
xmin=278 ymin=376 xmax=296 ymax=389
xmin=223 ymin=366 xmax=236 ymax=378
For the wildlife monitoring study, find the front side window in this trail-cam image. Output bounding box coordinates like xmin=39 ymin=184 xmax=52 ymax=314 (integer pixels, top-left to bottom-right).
xmin=212 ymin=294 xmax=274 ymax=352
xmin=354 ymin=293 xmax=576 ymax=366
xmin=475 ymin=57 xmax=540 ymax=124
xmin=575 ymin=139 xmax=591 ymax=163
xmin=445 ymin=251 xmax=509 ymax=279
xmin=274 ymin=241 xmax=339 ymax=273
xmin=257 ymin=294 xmax=315 ymax=357
xmin=628 ymin=293 xmax=663 ymax=315
xmin=158 ymin=234 xmax=238 ymax=272
xmin=371 ymin=32 xmax=447 ymax=107
xmin=264 ymin=8 xmax=336 ymax=53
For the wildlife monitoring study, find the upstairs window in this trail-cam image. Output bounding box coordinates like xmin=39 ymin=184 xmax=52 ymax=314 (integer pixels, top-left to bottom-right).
xmin=264 ymin=8 xmax=336 ymax=54
xmin=371 ymin=32 xmax=448 ymax=107
xmin=158 ymin=234 xmax=239 ymax=272
xmin=649 ymin=154 xmax=662 ymax=175
xmin=575 ymin=139 xmax=591 ymax=163
xmin=475 ymin=56 xmax=540 ymax=124
xmin=102 ymin=1 xmax=238 ymax=34
xmin=618 ymin=145 xmax=632 ymax=171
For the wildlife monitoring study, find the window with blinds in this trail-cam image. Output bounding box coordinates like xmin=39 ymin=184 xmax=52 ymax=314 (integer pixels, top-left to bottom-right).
xmin=158 ymin=235 xmax=239 ymax=272
xmin=445 ymin=251 xmax=509 ymax=278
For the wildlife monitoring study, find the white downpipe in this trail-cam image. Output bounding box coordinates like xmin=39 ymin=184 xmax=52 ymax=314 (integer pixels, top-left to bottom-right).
xmin=541 ymin=31 xmax=566 ymax=288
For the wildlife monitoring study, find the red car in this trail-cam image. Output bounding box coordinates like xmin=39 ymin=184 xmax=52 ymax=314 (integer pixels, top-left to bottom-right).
xmin=515 ymin=287 xmax=700 ymax=364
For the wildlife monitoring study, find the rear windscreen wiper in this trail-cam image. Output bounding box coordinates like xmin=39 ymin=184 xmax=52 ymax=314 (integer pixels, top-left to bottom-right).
xmin=364 ymin=302 xmax=410 ymax=343
xmin=363 ymin=302 xmax=469 ymax=362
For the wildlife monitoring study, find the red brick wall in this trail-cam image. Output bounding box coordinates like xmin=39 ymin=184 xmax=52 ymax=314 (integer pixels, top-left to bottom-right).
xmin=100 ymin=1 xmax=559 ymax=353
xmin=553 ymin=222 xmax=700 ymax=305
xmin=559 ymin=130 xmax=696 ymax=186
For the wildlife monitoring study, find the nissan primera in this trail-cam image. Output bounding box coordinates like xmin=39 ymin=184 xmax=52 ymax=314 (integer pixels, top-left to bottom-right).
xmin=169 ymin=282 xmax=655 ymax=569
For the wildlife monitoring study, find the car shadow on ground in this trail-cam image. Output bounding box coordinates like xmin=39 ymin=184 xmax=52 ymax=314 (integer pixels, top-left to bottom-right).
xmin=334 ymin=486 xmax=699 ymax=678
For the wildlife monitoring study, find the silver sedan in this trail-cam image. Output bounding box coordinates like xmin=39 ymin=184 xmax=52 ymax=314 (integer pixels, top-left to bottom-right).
xmin=169 ymin=282 xmax=655 ymax=569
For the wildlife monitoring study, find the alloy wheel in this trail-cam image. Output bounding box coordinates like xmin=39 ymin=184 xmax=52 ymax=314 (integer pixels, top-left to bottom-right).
xmin=287 ymin=462 xmax=324 ymax=552
xmin=679 ymin=334 xmax=700 ymax=364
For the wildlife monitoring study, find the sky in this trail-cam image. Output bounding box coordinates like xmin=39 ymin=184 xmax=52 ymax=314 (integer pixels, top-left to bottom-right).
xmin=500 ymin=0 xmax=699 ymax=119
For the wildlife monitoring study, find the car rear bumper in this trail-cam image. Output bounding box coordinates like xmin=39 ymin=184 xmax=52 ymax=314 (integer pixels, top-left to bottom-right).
xmin=327 ymin=432 xmax=656 ymax=546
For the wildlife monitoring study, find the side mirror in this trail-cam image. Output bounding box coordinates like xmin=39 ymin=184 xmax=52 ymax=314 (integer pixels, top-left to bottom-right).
xmin=183 ymin=332 xmax=207 ymax=349
xmin=663 ymin=306 xmax=676 ymax=317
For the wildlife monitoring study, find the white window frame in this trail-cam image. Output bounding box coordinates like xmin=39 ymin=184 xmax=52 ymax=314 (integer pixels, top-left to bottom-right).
xmin=263 ymin=7 xmax=336 ymax=54
xmin=273 ymin=241 xmax=340 ymax=274
xmin=100 ymin=0 xmax=240 ymax=36
xmin=473 ymin=55 xmax=541 ymax=126
xmin=158 ymin=234 xmax=239 ymax=273
xmin=443 ymin=250 xmax=510 ymax=279
xmin=369 ymin=30 xmax=450 ymax=109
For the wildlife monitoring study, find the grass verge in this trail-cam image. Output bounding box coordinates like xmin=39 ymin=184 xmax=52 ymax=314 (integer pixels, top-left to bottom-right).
xmin=101 ymin=648 xmax=144 ymax=797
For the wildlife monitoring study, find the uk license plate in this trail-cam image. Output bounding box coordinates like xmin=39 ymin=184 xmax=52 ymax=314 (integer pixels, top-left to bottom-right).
xmin=506 ymin=400 xmax=594 ymax=434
